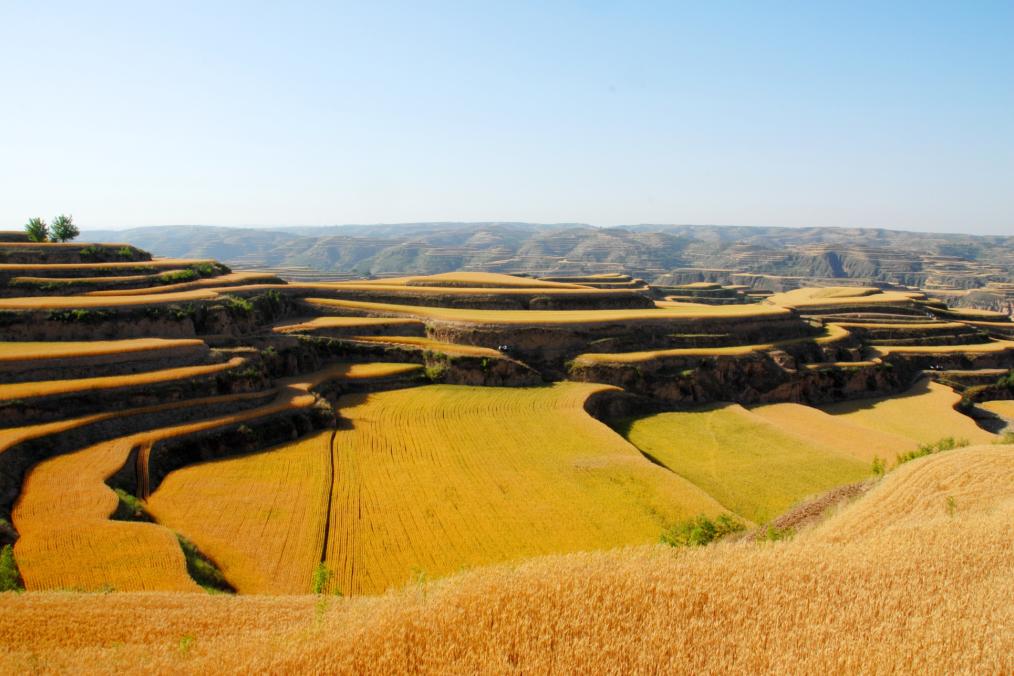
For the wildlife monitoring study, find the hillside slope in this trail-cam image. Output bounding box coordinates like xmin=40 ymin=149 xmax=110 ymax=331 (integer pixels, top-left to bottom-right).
xmin=1 ymin=445 xmax=1010 ymax=673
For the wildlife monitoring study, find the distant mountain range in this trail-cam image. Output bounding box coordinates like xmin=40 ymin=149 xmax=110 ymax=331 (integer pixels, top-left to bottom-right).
xmin=82 ymin=223 xmax=1014 ymax=290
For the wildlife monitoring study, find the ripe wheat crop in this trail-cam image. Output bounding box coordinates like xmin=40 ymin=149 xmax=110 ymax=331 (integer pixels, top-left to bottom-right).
xmin=321 ymin=382 xmax=724 ymax=595
xmin=347 ymin=335 xmax=503 ymax=357
xmin=84 ymin=272 xmax=282 ymax=296
xmin=0 ymin=445 xmax=1010 ymax=672
xmin=305 ymin=297 xmax=792 ymax=325
xmin=819 ymin=378 xmax=996 ymax=445
xmin=0 ymin=356 xmax=243 ymax=400
xmin=620 ymin=403 xmax=872 ymax=522
xmin=0 ymin=338 xmax=205 ymax=363
xmin=146 ymin=431 xmax=332 ymax=594
xmin=574 ymin=324 xmax=849 ymax=364
xmin=11 ymin=363 xmax=420 ymax=591
xmin=747 ymin=400 xmax=915 ymax=462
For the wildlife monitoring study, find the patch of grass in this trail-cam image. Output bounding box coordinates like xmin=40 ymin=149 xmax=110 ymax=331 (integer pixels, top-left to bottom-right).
xmin=995 ymin=431 xmax=1014 ymax=445
xmin=78 ymin=244 xmax=105 ymax=260
xmin=312 ymin=562 xmax=331 ymax=594
xmin=758 ymin=524 xmax=796 ymax=542
xmin=871 ymin=456 xmax=886 ymax=477
xmin=47 ymin=308 xmax=113 ymax=323
xmin=621 ymin=405 xmax=870 ymax=523
xmin=112 ymin=489 xmax=151 ymax=522
xmin=177 ymin=536 xmax=234 ymax=594
xmin=946 ymin=496 xmax=957 ymax=518
xmin=0 ymin=544 xmax=23 ymax=591
xmin=660 ymin=513 xmax=745 ymax=548
xmin=158 ymin=269 xmax=199 ymax=284
xmin=192 ymin=262 xmax=218 ymax=277
xmin=895 ymin=437 xmax=969 ymax=467
xmin=223 ymin=295 xmax=254 ymax=316
xmin=424 ymin=362 xmax=447 ymax=382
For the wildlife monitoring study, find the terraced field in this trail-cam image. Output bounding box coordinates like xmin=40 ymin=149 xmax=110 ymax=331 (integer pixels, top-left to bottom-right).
xmin=143 ymin=383 xmax=725 ymax=596
xmin=146 ymin=431 xmax=332 ymax=594
xmin=2 ymin=445 xmax=1010 ymax=672
xmin=819 ymin=379 xmax=997 ymax=446
xmin=1 ymin=236 xmax=1011 ymax=666
xmin=10 ymin=363 xmax=422 ymax=592
xmin=305 ymin=296 xmax=793 ymax=324
xmin=618 ymin=404 xmax=872 ymax=523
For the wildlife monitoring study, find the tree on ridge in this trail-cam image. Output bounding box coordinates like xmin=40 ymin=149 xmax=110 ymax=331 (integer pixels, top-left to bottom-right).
xmin=24 ymin=217 xmax=49 ymax=242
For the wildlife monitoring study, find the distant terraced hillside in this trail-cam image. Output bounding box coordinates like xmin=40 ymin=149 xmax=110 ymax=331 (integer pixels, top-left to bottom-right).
xmin=1 ymin=237 xmax=1012 ymax=604
xmin=80 ymin=223 xmax=1014 ymax=313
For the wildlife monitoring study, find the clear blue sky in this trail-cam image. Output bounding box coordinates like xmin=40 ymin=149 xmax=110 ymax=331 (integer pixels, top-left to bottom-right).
xmin=2 ymin=1 xmax=1012 ymax=234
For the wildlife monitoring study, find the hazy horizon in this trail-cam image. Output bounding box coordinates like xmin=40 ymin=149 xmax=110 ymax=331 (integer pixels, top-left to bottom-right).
xmin=4 ymin=2 xmax=1012 ymax=236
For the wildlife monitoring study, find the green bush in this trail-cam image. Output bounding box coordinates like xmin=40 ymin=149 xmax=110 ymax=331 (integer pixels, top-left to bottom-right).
xmin=47 ymin=308 xmax=112 ymax=323
xmin=158 ymin=269 xmax=198 ymax=284
xmin=660 ymin=513 xmax=745 ymax=548
xmin=871 ymin=456 xmax=886 ymax=476
xmin=759 ymin=524 xmax=796 ymax=542
xmin=223 ymin=295 xmax=254 ymax=316
xmin=312 ymin=562 xmax=331 ymax=594
xmin=895 ymin=437 xmax=969 ymax=467
xmin=0 ymin=545 xmax=22 ymax=592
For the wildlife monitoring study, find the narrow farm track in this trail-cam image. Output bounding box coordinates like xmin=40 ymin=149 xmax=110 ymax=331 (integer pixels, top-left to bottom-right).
xmin=322 ymin=383 xmax=725 ymax=596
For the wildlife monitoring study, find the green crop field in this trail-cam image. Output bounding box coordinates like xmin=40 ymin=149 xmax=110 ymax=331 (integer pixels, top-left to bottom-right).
xmin=617 ymin=404 xmax=872 ymax=523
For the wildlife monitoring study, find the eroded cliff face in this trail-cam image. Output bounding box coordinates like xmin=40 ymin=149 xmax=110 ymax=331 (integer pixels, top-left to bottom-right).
xmin=569 ymin=352 xmax=914 ymax=406
xmin=426 ymin=316 xmax=814 ymax=374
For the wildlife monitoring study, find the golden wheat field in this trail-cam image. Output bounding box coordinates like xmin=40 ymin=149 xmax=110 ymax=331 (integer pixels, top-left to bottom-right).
xmin=346 ymin=335 xmax=503 ymax=357
xmin=574 ymin=324 xmax=849 ymax=364
xmin=143 ymin=383 xmax=725 ymax=597
xmin=10 ymin=364 xmax=422 ymax=592
xmin=619 ymin=404 xmax=871 ymax=523
xmin=0 ymin=356 xmax=243 ymax=400
xmin=0 ymin=445 xmax=1010 ymax=673
xmin=271 ymin=316 xmax=425 ymax=334
xmin=981 ymin=399 xmax=1014 ymax=422
xmin=322 ymin=383 xmax=727 ymax=595
xmin=747 ymin=400 xmax=916 ymax=462
xmin=0 ymin=338 xmax=205 ymax=362
xmin=305 ymin=296 xmax=792 ymax=324
xmin=872 ymin=339 xmax=1014 ymax=355
xmin=766 ymin=286 xmax=921 ymax=308
xmin=819 ymin=378 xmax=997 ymax=445
xmin=146 ymin=431 xmax=332 ymax=594
xmin=0 ymin=289 xmax=220 ymax=309
xmin=84 ymin=272 xmax=283 ymax=296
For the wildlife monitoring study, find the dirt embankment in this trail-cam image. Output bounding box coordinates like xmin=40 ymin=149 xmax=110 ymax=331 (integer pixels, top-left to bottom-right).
xmin=0 ymin=393 xmax=274 ymax=526
xmin=427 ymin=316 xmax=814 ymax=374
xmin=0 ymin=289 xmax=301 ymax=341
xmin=570 ymin=352 xmax=912 ymax=406
xmin=280 ymin=334 xmax=543 ymax=387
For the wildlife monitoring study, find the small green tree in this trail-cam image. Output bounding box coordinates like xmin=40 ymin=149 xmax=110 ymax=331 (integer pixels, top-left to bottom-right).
xmin=24 ymin=217 xmax=49 ymax=242
xmin=50 ymin=214 xmax=79 ymax=242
